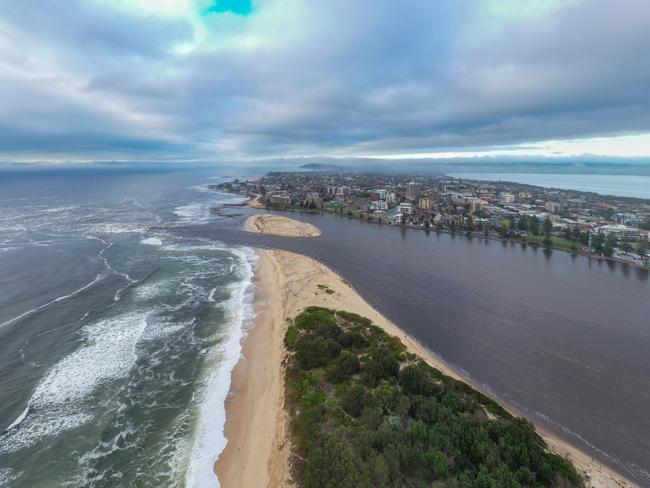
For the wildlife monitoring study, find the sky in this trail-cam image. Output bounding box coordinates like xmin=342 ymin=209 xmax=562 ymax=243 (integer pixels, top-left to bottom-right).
xmin=1 ymin=0 xmax=650 ymax=163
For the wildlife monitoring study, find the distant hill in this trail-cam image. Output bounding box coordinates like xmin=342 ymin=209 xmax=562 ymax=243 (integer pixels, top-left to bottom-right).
xmin=299 ymin=163 xmax=345 ymax=171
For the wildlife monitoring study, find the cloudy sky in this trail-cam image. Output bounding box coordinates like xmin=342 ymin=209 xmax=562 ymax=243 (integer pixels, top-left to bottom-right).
xmin=1 ymin=0 xmax=650 ymax=163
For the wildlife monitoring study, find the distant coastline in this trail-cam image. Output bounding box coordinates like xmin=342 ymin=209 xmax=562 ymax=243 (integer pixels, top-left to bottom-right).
xmin=446 ymin=173 xmax=650 ymax=200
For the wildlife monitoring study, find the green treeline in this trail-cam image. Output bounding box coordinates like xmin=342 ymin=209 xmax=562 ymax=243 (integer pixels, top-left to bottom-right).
xmin=284 ymin=307 xmax=583 ymax=488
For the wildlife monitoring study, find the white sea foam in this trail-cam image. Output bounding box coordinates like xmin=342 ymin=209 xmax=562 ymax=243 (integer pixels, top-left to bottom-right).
xmin=0 ymin=467 xmax=22 ymax=485
xmin=0 ymin=409 xmax=92 ymax=454
xmin=173 ymin=203 xmax=216 ymax=224
xmin=173 ymin=186 xmax=248 ymax=225
xmin=6 ymin=406 xmax=29 ymax=431
xmin=141 ymin=237 xmax=163 ymax=246
xmin=135 ymin=281 xmax=167 ymax=300
xmin=0 ymin=311 xmax=149 ymax=454
xmin=87 ymin=223 xmax=148 ymax=235
xmin=184 ymin=247 xmax=258 ymax=488
xmin=32 ymin=312 xmax=148 ymax=407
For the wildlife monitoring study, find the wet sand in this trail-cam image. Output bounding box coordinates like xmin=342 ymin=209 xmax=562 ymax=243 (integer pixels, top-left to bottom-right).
xmin=215 ymin=249 xmax=639 ymax=488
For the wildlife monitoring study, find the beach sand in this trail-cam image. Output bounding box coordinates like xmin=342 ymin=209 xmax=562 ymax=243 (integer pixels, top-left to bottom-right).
xmin=245 ymin=214 xmax=321 ymax=238
xmin=247 ymin=194 xmax=266 ymax=209
xmin=215 ymin=249 xmax=638 ymax=488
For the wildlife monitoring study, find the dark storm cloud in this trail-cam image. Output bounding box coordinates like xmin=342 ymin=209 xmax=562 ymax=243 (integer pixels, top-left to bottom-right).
xmin=0 ymin=0 xmax=649 ymax=161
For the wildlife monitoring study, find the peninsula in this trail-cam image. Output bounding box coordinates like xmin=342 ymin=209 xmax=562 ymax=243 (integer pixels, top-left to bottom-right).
xmin=215 ymin=248 xmax=638 ymax=488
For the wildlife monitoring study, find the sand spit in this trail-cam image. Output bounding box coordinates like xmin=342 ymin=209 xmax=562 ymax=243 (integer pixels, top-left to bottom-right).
xmin=244 ymin=214 xmax=321 ymax=238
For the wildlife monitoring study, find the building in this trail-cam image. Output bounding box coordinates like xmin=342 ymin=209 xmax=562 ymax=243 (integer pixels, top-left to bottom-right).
xmin=304 ymin=192 xmax=322 ymax=208
xmin=371 ymin=200 xmax=388 ymax=211
xmin=406 ymin=182 xmax=419 ymax=201
xmin=376 ymin=189 xmax=388 ymax=200
xmin=596 ymin=224 xmax=640 ymax=241
xmin=418 ymin=197 xmax=432 ymax=211
xmin=467 ymin=197 xmax=487 ymax=213
xmin=268 ymin=192 xmax=292 ymax=204
xmin=386 ymin=192 xmax=396 ymax=203
xmin=566 ymin=198 xmax=588 ymax=210
xmin=546 ymin=201 xmax=563 ymax=213
xmin=615 ymin=213 xmax=641 ymax=225
xmin=500 ymin=192 xmax=516 ymax=204
xmin=398 ymin=202 xmax=414 ymax=215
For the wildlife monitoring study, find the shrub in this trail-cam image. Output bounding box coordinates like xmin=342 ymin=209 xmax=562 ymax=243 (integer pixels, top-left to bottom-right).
xmin=295 ymin=335 xmax=341 ymax=369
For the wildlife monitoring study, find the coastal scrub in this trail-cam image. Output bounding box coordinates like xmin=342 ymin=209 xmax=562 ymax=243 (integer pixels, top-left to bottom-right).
xmin=284 ymin=307 xmax=584 ymax=488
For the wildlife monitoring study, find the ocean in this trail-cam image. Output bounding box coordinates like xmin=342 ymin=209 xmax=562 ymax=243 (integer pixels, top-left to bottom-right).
xmin=0 ymin=167 xmax=258 ymax=487
xmin=446 ymin=172 xmax=650 ymax=199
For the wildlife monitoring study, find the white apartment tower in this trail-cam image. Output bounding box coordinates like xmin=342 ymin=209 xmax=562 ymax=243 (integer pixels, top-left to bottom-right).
xmin=406 ymin=182 xmax=419 ymax=200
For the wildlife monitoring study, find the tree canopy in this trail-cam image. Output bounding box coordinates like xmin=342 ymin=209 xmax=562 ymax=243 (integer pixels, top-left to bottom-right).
xmin=284 ymin=307 xmax=584 ymax=488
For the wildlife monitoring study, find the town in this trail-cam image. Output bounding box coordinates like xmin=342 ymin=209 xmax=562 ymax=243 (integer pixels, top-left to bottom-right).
xmin=213 ymin=172 xmax=650 ymax=267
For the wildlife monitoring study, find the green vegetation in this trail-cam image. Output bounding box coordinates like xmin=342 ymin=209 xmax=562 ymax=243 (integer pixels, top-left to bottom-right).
xmin=317 ymin=284 xmax=336 ymax=295
xmin=523 ymin=234 xmax=577 ymax=250
xmin=285 ymin=307 xmax=583 ymax=488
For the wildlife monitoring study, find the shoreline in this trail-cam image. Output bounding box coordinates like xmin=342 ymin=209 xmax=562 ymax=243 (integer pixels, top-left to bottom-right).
xmin=215 ymin=249 xmax=639 ymax=488
xmin=254 ymin=201 xmax=650 ymax=270
xmin=247 ymin=193 xmax=266 ymax=209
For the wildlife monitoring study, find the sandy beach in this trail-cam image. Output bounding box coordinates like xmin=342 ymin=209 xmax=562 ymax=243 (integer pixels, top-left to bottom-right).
xmin=215 ymin=249 xmax=639 ymax=488
xmin=244 ymin=214 xmax=321 ymax=237
xmin=247 ymin=194 xmax=266 ymax=209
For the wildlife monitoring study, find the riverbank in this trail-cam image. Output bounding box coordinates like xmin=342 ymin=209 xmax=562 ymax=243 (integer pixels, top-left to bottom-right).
xmin=214 ymin=249 xmax=638 ymax=488
xmin=256 ymin=201 xmax=649 ymax=270
xmin=244 ymin=214 xmax=321 ymax=237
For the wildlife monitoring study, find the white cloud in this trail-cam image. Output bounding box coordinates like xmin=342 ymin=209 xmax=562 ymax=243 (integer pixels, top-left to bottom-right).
xmin=0 ymin=0 xmax=649 ymax=162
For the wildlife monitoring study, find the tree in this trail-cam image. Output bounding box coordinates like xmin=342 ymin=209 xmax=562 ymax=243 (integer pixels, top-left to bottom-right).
xmin=528 ymin=216 xmax=540 ymax=235
xmin=304 ymin=438 xmax=372 ymax=488
xmin=543 ymin=216 xmax=553 ymax=236
xmin=603 ymin=234 xmax=617 ymax=257
xmin=517 ymin=215 xmax=528 ymax=231
xmin=621 ymin=240 xmax=632 ymax=255
xmin=637 ymin=236 xmax=649 ymax=259
xmin=592 ymin=232 xmax=605 ymax=252
xmin=285 ymin=307 xmax=584 ymax=488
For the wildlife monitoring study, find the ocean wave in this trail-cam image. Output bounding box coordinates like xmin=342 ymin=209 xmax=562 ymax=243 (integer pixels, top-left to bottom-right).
xmin=6 ymin=406 xmax=29 ymax=431
xmin=0 ymin=273 xmax=105 ymax=329
xmin=0 ymin=467 xmax=22 ymax=486
xmin=0 ymin=311 xmax=149 ymax=454
xmin=184 ymin=246 xmax=258 ymax=488
xmin=32 ymin=312 xmax=149 ymax=408
xmin=172 ymin=186 xmax=248 ymax=225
